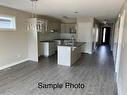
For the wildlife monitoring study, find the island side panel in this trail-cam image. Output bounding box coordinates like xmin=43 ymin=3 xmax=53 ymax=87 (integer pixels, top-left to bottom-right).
xmin=57 ymin=46 xmax=71 ymax=66
xmin=71 ymin=46 xmax=82 ymax=65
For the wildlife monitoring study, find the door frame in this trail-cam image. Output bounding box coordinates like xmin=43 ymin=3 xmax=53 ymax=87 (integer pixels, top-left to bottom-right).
xmin=101 ymin=26 xmax=111 ymax=45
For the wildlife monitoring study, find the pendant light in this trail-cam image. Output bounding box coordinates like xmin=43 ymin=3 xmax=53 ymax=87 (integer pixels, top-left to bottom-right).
xmin=30 ymin=0 xmax=38 ymax=18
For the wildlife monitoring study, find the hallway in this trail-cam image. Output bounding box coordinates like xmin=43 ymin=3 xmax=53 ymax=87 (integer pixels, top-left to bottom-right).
xmin=0 ymin=46 xmax=117 ymax=95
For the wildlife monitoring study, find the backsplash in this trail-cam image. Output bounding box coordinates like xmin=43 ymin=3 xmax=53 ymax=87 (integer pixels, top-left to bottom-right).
xmin=60 ymin=33 xmax=77 ymax=39
xmin=38 ymin=32 xmax=60 ymax=41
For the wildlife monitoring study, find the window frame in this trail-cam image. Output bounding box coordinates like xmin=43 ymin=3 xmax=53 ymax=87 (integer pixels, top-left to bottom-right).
xmin=0 ymin=14 xmax=16 ymax=31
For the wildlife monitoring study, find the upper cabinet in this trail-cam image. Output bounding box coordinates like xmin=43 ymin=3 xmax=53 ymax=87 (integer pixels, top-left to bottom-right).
xmin=61 ymin=23 xmax=77 ymax=33
xmin=27 ymin=18 xmax=48 ymax=33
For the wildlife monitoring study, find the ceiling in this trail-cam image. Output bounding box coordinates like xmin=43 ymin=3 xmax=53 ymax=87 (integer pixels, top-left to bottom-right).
xmin=0 ymin=0 xmax=125 ymax=22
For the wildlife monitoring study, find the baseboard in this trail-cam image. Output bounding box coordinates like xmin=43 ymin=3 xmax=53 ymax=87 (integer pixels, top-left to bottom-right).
xmin=0 ymin=58 xmax=29 ymax=71
xmin=117 ymin=81 xmax=121 ymax=95
xmin=116 ymin=76 xmax=122 ymax=95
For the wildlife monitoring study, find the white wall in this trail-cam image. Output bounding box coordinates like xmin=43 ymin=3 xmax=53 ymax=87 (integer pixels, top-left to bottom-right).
xmin=114 ymin=1 xmax=127 ymax=95
xmin=27 ymin=18 xmax=38 ymax=62
xmin=0 ymin=6 xmax=31 ymax=69
xmin=117 ymin=1 xmax=127 ymax=95
xmin=77 ymin=17 xmax=94 ymax=54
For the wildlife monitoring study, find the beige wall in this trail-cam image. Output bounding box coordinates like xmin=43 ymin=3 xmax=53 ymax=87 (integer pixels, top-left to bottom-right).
xmin=0 ymin=5 xmax=61 ymax=69
xmin=0 ymin=6 xmax=31 ymax=68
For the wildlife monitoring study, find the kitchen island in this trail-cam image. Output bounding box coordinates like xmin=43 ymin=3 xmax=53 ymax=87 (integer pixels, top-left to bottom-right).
xmin=57 ymin=42 xmax=85 ymax=67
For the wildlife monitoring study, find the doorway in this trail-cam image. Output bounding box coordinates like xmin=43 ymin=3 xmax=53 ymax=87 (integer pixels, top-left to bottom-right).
xmin=101 ymin=27 xmax=111 ymax=45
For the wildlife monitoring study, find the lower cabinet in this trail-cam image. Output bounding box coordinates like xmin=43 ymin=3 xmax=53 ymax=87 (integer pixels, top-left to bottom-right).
xmin=40 ymin=42 xmax=56 ymax=57
xmin=71 ymin=46 xmax=82 ymax=64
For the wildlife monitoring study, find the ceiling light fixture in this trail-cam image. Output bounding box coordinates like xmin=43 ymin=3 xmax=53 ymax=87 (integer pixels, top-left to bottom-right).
xmin=74 ymin=12 xmax=78 ymax=14
xmin=62 ymin=16 xmax=69 ymax=19
xmin=30 ymin=0 xmax=38 ymax=18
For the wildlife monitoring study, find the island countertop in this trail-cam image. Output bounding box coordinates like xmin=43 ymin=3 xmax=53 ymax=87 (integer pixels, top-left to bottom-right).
xmin=57 ymin=42 xmax=86 ymax=48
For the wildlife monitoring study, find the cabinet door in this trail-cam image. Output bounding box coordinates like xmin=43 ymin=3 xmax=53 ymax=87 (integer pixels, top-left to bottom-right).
xmin=65 ymin=24 xmax=70 ymax=33
xmin=69 ymin=24 xmax=76 ymax=33
xmin=61 ymin=24 xmax=66 ymax=33
xmin=49 ymin=43 xmax=56 ymax=56
xmin=61 ymin=23 xmax=76 ymax=33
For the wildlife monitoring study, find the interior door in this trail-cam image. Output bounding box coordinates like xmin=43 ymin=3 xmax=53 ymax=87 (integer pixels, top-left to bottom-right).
xmin=105 ymin=27 xmax=111 ymax=45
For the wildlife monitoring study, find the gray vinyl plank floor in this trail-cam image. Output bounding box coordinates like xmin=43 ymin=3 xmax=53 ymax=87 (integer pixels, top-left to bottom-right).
xmin=0 ymin=46 xmax=117 ymax=95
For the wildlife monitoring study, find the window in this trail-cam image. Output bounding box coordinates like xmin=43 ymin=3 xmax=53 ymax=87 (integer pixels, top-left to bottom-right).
xmin=103 ymin=28 xmax=106 ymax=42
xmin=0 ymin=15 xmax=16 ymax=30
